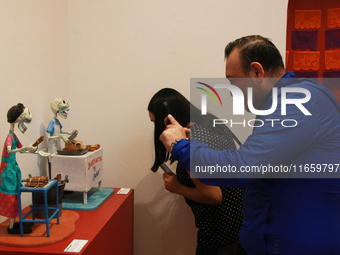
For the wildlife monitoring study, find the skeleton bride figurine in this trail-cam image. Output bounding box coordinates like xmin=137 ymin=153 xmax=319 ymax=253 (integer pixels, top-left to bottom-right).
xmin=0 ymin=103 xmax=48 ymax=234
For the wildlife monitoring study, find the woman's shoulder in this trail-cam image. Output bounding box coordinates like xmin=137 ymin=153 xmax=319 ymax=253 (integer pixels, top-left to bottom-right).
xmin=190 ymin=124 xmax=236 ymax=150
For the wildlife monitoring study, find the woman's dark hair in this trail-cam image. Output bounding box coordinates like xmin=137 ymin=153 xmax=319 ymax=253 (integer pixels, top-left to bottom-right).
xmin=224 ymin=35 xmax=284 ymax=75
xmin=148 ymin=88 xmax=226 ymax=172
xmin=7 ymin=103 xmax=25 ymax=123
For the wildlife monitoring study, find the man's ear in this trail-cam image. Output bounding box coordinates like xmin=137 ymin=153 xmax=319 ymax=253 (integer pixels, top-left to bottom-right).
xmin=250 ymin=62 xmax=265 ymax=81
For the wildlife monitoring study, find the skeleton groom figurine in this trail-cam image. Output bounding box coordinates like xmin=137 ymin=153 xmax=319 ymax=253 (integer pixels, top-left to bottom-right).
xmin=46 ymin=98 xmax=78 ymax=155
xmin=0 ymin=103 xmax=39 ymax=234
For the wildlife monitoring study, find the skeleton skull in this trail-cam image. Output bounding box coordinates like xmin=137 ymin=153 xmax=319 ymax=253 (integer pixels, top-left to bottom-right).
xmin=50 ymin=98 xmax=69 ymax=119
xmin=7 ymin=103 xmax=32 ymax=134
xmin=16 ymin=108 xmax=33 ymax=133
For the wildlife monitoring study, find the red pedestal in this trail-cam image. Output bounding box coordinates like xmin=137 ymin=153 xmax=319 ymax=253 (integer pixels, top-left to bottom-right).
xmin=0 ymin=188 xmax=134 ymax=255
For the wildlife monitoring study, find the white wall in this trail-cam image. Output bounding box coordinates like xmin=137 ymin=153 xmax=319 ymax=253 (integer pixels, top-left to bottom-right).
xmin=0 ymin=0 xmax=288 ymax=254
xmin=67 ymin=1 xmax=288 ymax=254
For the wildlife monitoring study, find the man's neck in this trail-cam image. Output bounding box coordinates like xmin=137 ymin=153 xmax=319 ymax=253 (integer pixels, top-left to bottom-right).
xmin=269 ymin=68 xmax=286 ymax=79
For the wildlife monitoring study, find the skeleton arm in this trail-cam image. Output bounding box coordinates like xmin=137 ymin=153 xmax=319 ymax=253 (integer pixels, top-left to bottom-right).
xmin=7 ymin=145 xmax=26 ymax=154
xmin=48 ymin=133 xmax=69 ymax=144
xmin=7 ymin=143 xmax=37 ymax=154
xmin=60 ymin=130 xmax=74 ymax=135
xmin=48 ymin=129 xmax=77 ymax=143
xmin=47 ymin=133 xmax=62 ymax=140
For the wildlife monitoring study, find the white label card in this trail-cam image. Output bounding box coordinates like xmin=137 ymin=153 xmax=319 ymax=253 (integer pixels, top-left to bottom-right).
xmin=117 ymin=188 xmax=131 ymax=194
xmin=64 ymin=239 xmax=89 ymax=253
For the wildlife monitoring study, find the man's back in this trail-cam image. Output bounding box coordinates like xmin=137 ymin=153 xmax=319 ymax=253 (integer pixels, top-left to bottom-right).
xmin=244 ymin=74 xmax=340 ymax=254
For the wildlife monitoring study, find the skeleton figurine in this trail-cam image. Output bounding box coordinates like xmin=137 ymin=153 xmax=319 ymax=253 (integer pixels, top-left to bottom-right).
xmin=0 ymin=103 xmax=48 ymax=234
xmin=46 ymin=98 xmax=78 ymax=155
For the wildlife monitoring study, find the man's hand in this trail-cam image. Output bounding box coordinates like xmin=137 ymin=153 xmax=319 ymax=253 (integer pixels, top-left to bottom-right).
xmin=159 ymin=114 xmax=190 ymax=152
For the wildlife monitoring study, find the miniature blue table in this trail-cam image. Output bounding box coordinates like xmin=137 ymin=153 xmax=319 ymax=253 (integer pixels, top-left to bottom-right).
xmin=17 ymin=180 xmax=60 ymax=237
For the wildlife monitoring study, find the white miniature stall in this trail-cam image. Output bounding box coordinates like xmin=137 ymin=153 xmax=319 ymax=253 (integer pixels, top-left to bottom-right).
xmin=50 ymin=148 xmax=103 ymax=204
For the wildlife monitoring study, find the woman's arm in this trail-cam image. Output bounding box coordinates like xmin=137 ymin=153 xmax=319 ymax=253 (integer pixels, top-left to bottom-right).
xmin=163 ymin=172 xmax=222 ymax=205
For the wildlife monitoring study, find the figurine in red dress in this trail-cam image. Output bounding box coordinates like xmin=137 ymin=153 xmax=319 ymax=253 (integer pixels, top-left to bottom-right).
xmin=0 ymin=103 xmax=38 ymax=234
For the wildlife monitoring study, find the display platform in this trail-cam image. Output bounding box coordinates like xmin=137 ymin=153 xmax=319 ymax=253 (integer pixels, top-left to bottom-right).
xmin=62 ymin=187 xmax=114 ymax=211
xmin=0 ymin=210 xmax=79 ymax=247
xmin=0 ymin=188 xmax=134 ymax=255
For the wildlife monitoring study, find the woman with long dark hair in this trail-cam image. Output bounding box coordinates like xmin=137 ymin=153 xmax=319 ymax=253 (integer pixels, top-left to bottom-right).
xmin=148 ymin=88 xmax=244 ymax=255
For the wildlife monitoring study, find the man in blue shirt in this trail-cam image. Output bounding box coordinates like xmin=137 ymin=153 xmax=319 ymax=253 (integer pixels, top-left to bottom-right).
xmin=160 ymin=35 xmax=340 ymax=254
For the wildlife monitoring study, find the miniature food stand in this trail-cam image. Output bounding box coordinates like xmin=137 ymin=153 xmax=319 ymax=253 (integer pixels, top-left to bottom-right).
xmin=50 ymin=148 xmax=103 ymax=204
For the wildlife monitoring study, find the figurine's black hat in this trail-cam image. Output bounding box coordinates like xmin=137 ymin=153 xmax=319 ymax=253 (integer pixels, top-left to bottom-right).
xmin=7 ymin=103 xmax=25 ymax=123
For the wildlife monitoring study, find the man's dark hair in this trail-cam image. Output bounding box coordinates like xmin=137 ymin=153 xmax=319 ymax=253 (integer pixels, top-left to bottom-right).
xmin=224 ymin=35 xmax=284 ymax=75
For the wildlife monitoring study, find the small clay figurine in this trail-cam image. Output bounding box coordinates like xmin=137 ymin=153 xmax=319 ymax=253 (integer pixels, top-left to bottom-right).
xmin=46 ymin=98 xmax=78 ymax=155
xmin=0 ymin=103 xmax=48 ymax=234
